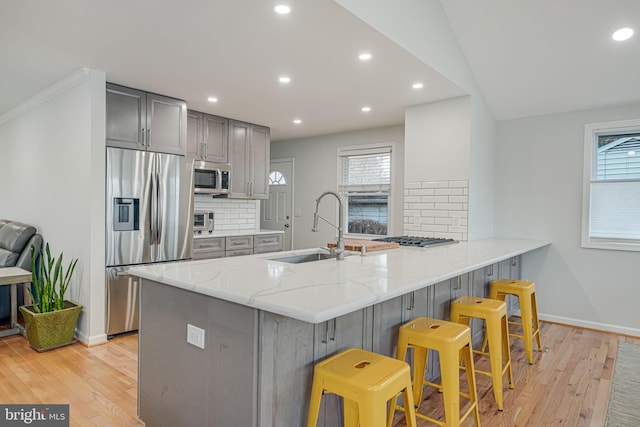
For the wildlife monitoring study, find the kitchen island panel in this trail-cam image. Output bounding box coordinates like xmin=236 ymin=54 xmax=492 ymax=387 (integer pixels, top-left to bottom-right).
xmin=139 ymin=279 xmax=258 ymax=427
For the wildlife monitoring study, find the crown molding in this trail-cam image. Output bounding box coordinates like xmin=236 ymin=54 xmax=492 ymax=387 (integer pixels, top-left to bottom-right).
xmin=0 ymin=68 xmax=92 ymax=125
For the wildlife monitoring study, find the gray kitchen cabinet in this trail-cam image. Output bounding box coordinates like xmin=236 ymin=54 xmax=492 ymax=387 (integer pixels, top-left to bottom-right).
xmin=106 ymin=83 xmax=187 ymax=155
xmin=192 ymin=237 xmax=225 ymax=260
xmin=498 ymin=256 xmax=522 ymax=314
xmin=371 ymin=295 xmax=405 ymax=357
xmin=253 ymin=233 xmax=283 ymax=254
xmin=228 ymin=119 xmax=270 ymax=199
xmin=258 ymin=312 xmax=315 ymax=427
xmin=187 ymin=110 xmax=228 ymax=163
xmin=313 ymin=309 xmax=371 ymax=427
xmin=225 ymin=235 xmax=254 ymax=257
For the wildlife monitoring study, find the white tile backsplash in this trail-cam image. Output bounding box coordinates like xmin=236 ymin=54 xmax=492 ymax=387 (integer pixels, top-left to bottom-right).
xmin=403 ymin=179 xmax=468 ymax=241
xmin=194 ymin=196 xmax=260 ymax=232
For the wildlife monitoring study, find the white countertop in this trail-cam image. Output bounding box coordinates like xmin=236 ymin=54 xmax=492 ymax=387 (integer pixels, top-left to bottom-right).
xmin=130 ymin=238 xmax=550 ymax=324
xmin=194 ymin=229 xmax=284 ymax=239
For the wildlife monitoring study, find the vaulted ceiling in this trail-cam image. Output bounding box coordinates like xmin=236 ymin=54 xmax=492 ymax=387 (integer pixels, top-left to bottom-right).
xmin=1 ymin=0 xmax=638 ymax=141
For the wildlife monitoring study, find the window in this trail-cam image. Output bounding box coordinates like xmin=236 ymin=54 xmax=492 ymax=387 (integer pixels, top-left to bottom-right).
xmin=268 ymin=170 xmax=286 ymax=186
xmin=582 ymin=119 xmax=640 ymax=251
xmin=338 ymin=145 xmax=392 ymax=236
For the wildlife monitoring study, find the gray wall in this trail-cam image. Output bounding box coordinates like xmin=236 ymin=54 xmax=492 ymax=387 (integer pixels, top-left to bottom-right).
xmin=271 ymin=125 xmax=404 ymax=250
xmin=496 ymin=102 xmax=640 ymax=335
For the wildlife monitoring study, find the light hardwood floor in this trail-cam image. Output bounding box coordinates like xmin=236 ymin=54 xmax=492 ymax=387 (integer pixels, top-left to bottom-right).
xmin=0 ymin=322 xmax=637 ymax=426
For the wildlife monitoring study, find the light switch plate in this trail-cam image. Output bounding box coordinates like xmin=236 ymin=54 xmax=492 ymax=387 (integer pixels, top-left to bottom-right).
xmin=187 ymin=324 xmax=205 ymax=349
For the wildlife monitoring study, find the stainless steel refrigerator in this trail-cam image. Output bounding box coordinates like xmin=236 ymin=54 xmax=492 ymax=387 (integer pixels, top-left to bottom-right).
xmin=106 ymin=147 xmax=193 ymax=335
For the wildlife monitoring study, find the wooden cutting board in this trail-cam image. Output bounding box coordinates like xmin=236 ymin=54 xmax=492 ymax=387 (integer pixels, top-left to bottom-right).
xmin=327 ymin=239 xmax=400 ymax=252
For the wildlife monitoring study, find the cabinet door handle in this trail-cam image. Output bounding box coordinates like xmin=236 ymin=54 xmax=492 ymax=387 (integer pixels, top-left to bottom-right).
xmin=146 ymin=128 xmax=151 ymax=147
xmin=140 ymin=128 xmax=146 ymax=146
xmin=321 ymin=322 xmax=329 ymax=344
xmin=511 ymin=256 xmax=517 ymax=267
xmin=406 ymin=291 xmax=415 ymax=310
xmin=329 ymin=318 xmax=336 ymax=341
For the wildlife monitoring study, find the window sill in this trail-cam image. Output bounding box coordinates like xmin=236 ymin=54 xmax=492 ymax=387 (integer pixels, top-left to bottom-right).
xmin=581 ymin=238 xmax=640 ymax=252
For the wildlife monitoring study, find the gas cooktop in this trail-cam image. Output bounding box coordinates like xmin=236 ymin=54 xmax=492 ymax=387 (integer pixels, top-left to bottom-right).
xmin=372 ymin=236 xmax=458 ymax=248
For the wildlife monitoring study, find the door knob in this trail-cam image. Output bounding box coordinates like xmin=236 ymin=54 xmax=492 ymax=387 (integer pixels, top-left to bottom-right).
xmin=284 ymin=224 xmax=290 ymax=228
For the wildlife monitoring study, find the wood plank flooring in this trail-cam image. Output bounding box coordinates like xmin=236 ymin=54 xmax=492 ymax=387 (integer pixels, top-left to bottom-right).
xmin=0 ymin=322 xmax=637 ymax=426
xmin=392 ymin=321 xmax=640 ymax=427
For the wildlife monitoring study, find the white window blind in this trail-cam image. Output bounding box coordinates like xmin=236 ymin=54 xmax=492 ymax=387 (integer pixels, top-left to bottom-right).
xmin=339 ymin=147 xmax=391 ymax=192
xmin=582 ymin=120 xmax=640 ymax=250
xmin=590 ymin=180 xmax=640 ymax=240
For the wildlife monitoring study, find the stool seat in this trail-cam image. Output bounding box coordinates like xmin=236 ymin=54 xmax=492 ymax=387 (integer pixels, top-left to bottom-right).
xmin=391 ymin=318 xmax=481 ymax=427
xmin=451 ymin=296 xmax=514 ymax=411
xmin=307 ymin=348 xmax=417 ymax=427
xmin=489 ymin=278 xmax=542 ymax=365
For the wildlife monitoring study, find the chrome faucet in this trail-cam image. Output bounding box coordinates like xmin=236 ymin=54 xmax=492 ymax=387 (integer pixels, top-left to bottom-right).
xmin=312 ymin=191 xmax=345 ymax=260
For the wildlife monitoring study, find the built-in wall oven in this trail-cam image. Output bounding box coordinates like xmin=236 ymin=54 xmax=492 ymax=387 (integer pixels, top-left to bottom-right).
xmin=193 ymin=160 xmax=230 ymax=195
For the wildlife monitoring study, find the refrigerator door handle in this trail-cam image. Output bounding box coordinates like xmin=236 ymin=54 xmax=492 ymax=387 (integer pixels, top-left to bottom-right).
xmin=155 ymin=171 xmax=162 ymax=246
xmin=149 ymin=162 xmax=157 ymax=246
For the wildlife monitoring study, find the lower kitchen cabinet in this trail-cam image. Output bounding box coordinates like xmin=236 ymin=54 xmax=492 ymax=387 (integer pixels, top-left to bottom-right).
xmin=194 ymin=234 xmax=283 ymax=259
xmin=253 ymin=233 xmax=284 ymax=254
xmin=498 ymin=256 xmax=522 ymax=314
xmin=313 ymin=309 xmax=371 ymax=427
xmin=192 ymin=236 xmax=225 ymax=260
xmin=258 ymin=312 xmax=315 ymax=427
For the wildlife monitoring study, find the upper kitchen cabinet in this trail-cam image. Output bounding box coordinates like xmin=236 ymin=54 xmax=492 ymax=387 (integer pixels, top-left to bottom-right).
xmin=187 ymin=110 xmax=228 ymax=163
xmin=106 ymin=83 xmax=187 ymax=155
xmin=228 ymin=119 xmax=270 ymax=199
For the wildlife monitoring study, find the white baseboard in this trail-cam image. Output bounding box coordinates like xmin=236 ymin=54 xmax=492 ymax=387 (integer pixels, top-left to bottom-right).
xmin=540 ymin=313 xmax=640 ymax=337
xmin=77 ymin=331 xmax=108 ymax=347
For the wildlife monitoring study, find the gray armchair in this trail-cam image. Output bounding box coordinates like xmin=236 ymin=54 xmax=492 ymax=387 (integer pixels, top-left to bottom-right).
xmin=0 ymin=220 xmax=43 ymax=319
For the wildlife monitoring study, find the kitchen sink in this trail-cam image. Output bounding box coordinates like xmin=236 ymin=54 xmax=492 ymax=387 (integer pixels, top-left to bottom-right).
xmin=268 ymin=250 xmax=353 ymax=264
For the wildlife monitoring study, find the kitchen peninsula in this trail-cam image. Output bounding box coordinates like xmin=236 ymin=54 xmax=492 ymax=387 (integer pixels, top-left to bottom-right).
xmin=130 ymin=238 xmax=550 ymax=427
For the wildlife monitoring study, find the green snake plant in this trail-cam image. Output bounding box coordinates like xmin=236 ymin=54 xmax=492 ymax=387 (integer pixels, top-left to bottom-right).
xmin=28 ymin=243 xmax=78 ymax=313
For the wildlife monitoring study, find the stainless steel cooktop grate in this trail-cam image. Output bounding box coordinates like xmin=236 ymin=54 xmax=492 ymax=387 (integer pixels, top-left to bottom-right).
xmin=372 ymin=236 xmax=458 ymax=247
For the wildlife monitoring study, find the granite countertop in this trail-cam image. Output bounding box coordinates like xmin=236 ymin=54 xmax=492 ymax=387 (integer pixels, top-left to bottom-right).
xmin=129 ymin=238 xmax=551 ymax=324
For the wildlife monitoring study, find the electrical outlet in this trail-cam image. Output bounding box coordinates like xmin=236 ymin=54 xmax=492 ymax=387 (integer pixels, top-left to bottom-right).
xmin=187 ymin=324 xmax=205 ymax=349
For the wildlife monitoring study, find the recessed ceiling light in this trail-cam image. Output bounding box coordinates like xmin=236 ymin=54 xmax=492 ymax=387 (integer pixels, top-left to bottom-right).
xmin=361 ymin=106 xmax=371 ymax=112
xmin=358 ymin=52 xmax=372 ymax=61
xmin=207 ymin=97 xmax=218 ymax=103
xmin=279 ymin=76 xmax=291 ymax=84
xmin=274 ymin=5 xmax=290 ymax=14
xmin=628 ymin=150 xmax=636 ymax=156
xmin=293 ymin=119 xmax=302 ymax=124
xmin=412 ymin=82 xmax=424 ymax=89
xmin=612 ymin=27 xmax=634 ymax=41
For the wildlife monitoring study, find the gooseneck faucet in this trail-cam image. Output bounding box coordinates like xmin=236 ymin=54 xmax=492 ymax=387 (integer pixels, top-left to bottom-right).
xmin=312 ymin=191 xmax=345 ymax=260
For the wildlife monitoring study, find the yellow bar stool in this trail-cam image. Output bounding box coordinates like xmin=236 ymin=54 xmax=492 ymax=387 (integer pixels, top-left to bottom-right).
xmin=487 ymin=278 xmax=542 ymax=365
xmin=450 ymin=296 xmax=514 ymax=411
xmin=390 ymin=317 xmax=481 ymax=427
xmin=307 ymin=348 xmax=417 ymax=427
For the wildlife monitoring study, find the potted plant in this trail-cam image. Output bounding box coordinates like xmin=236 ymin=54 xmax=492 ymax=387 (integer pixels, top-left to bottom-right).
xmin=19 ymin=243 xmax=82 ymax=351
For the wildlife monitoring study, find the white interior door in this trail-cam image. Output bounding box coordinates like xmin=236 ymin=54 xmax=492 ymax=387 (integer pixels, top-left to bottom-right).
xmin=261 ymin=159 xmax=294 ymax=250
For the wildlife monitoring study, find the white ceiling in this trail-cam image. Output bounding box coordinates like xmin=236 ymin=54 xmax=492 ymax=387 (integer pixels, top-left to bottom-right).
xmin=440 ymin=0 xmax=640 ymax=120
xmin=2 ymin=1 xmax=638 ymax=142
xmin=0 ymin=0 xmax=464 ymax=141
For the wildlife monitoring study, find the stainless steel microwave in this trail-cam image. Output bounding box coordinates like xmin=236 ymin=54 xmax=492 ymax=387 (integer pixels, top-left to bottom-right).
xmin=193 ymin=160 xmax=230 ymax=195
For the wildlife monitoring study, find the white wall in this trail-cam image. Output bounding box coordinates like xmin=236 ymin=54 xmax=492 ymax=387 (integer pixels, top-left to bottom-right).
xmin=496 ymin=102 xmax=640 ymax=336
xmin=0 ymin=68 xmax=106 ymax=344
xmin=405 ymin=96 xmax=470 ymax=182
xmin=271 ymin=125 xmax=404 ymax=249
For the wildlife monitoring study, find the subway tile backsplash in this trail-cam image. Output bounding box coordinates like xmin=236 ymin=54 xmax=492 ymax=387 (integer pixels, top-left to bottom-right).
xmin=194 ymin=196 xmax=260 ymax=232
xmin=403 ymin=180 xmax=468 ymax=241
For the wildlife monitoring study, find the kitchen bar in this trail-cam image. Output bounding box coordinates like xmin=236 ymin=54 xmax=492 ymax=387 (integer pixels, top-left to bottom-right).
xmin=130 ymin=237 xmax=550 ymax=426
